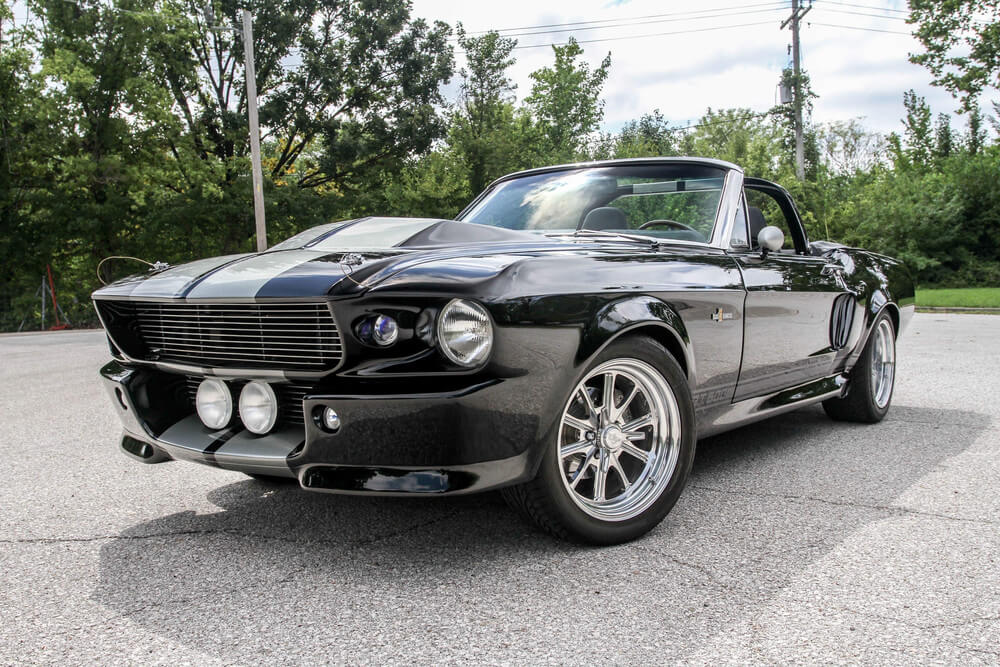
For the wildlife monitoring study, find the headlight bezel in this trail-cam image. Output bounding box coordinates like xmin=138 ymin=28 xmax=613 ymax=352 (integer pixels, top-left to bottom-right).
xmin=435 ymin=298 xmax=494 ymax=369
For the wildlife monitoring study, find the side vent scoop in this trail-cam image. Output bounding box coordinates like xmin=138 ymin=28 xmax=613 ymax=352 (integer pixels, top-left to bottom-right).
xmin=830 ymin=294 xmax=855 ymax=350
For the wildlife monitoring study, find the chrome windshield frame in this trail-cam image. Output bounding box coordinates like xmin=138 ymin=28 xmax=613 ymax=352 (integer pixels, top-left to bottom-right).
xmin=708 ymin=168 xmax=746 ymax=250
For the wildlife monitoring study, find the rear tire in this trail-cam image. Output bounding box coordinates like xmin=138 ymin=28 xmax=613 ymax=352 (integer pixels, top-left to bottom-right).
xmin=503 ymin=336 xmax=696 ymax=545
xmin=823 ymin=313 xmax=896 ymax=423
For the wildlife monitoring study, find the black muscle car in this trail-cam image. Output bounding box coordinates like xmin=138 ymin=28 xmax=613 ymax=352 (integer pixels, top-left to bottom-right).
xmin=94 ymin=157 xmax=914 ymax=544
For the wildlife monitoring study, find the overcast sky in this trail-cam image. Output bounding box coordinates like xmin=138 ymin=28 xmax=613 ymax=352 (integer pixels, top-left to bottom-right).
xmin=8 ymin=0 xmax=989 ymax=136
xmin=412 ymin=0 xmax=981 ymax=136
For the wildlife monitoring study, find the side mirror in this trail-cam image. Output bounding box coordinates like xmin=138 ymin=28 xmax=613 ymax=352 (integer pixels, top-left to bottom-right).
xmin=757 ymin=225 xmax=784 ymax=255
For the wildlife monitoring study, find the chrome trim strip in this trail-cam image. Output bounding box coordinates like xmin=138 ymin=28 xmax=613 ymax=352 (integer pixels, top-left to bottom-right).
xmin=697 ymin=373 xmax=847 ymax=439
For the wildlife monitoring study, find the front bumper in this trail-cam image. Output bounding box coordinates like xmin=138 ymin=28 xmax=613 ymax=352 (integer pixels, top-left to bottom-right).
xmin=100 ymin=361 xmax=550 ymax=495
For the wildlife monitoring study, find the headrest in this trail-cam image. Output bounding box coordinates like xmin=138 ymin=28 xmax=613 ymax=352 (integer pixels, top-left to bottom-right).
xmin=748 ymin=206 xmax=767 ymax=240
xmin=581 ymin=207 xmax=627 ymax=231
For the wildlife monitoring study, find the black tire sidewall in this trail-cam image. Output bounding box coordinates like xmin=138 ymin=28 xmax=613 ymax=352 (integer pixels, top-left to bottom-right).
xmin=860 ymin=313 xmax=896 ymax=421
xmin=824 ymin=311 xmax=896 ymax=423
xmin=536 ymin=336 xmax=697 ymax=544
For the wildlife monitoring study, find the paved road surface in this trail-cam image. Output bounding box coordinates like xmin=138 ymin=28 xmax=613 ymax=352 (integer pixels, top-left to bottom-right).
xmin=1 ymin=314 xmax=998 ymax=664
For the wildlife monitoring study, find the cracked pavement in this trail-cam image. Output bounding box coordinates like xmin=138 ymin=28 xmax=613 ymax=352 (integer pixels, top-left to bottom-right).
xmin=1 ymin=314 xmax=998 ymax=664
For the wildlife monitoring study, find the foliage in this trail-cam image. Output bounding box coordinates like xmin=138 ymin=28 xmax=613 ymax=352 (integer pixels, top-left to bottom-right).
xmin=525 ymin=38 xmax=611 ymax=162
xmin=916 ymin=287 xmax=1000 ymax=308
xmin=2 ymin=4 xmax=999 ymax=331
xmin=909 ymin=0 xmax=1000 ymax=111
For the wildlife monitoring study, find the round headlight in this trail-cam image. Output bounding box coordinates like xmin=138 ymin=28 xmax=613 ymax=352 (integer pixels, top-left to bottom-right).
xmin=436 ymin=299 xmax=493 ymax=368
xmin=195 ymin=378 xmax=233 ymax=430
xmin=239 ymin=381 xmax=278 ymax=435
xmin=372 ymin=315 xmax=398 ymax=346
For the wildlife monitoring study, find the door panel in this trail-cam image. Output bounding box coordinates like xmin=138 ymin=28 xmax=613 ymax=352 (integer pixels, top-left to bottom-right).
xmin=732 ymin=252 xmax=847 ymax=401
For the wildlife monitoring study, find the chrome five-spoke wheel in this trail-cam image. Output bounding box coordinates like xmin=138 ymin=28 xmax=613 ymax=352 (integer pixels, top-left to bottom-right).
xmin=870 ymin=318 xmax=895 ymax=409
xmin=557 ymin=358 xmax=681 ymax=522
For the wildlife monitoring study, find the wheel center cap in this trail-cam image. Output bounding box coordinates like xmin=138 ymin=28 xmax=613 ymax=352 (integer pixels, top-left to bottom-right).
xmin=600 ymin=425 xmax=626 ymax=451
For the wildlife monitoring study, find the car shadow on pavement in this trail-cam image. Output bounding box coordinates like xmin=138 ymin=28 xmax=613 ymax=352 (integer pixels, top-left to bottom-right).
xmin=90 ymin=403 xmax=991 ymax=659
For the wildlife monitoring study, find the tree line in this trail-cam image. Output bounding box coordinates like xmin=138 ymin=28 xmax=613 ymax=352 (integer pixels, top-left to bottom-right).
xmin=1 ymin=0 xmax=998 ymax=330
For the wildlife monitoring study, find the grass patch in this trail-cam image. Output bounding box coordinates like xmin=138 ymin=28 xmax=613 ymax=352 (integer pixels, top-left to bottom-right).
xmin=916 ymin=287 xmax=1000 ymax=308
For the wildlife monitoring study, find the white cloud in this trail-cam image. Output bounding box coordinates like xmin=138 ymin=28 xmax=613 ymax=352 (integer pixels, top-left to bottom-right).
xmin=413 ymin=0 xmax=995 ymax=136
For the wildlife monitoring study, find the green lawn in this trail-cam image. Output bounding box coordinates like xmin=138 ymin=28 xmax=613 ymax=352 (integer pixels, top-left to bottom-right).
xmin=916 ymin=287 xmax=1000 ymax=308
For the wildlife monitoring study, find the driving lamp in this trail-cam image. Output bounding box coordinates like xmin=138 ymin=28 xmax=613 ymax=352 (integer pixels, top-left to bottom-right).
xmin=372 ymin=315 xmax=399 ymax=346
xmin=239 ymin=381 xmax=278 ymax=435
xmin=195 ymin=378 xmax=233 ymax=430
xmin=436 ymin=299 xmax=493 ymax=367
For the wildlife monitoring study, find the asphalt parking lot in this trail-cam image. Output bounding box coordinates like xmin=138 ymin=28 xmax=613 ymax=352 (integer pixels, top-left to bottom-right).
xmin=1 ymin=313 xmax=998 ymax=665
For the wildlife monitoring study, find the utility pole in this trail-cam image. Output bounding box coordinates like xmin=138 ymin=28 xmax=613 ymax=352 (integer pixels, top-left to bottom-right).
xmin=242 ymin=10 xmax=267 ymax=252
xmin=206 ymin=5 xmax=267 ymax=252
xmin=782 ymin=0 xmax=811 ymax=180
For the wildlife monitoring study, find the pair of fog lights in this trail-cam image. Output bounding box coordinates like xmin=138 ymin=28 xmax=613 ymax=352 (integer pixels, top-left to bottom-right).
xmin=195 ymin=379 xmax=278 ymax=435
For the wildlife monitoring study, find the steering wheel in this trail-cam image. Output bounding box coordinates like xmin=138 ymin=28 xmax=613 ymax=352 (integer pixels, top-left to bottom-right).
xmin=638 ymin=219 xmax=700 ymax=233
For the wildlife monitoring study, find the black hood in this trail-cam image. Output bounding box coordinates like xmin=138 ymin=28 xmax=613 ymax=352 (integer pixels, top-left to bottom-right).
xmin=92 ymin=218 xmax=577 ymax=300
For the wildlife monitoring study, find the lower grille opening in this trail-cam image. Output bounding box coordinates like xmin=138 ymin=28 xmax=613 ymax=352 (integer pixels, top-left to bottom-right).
xmin=185 ymin=376 xmax=311 ymax=427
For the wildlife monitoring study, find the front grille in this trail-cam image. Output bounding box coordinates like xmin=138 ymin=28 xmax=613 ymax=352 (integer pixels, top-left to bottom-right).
xmin=96 ymin=300 xmax=342 ymax=372
xmin=185 ymin=377 xmax=312 ymax=426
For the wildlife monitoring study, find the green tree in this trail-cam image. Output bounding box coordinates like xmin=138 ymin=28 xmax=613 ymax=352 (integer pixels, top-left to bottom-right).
xmin=934 ymin=112 xmax=954 ymax=162
xmin=909 ymin=0 xmax=1000 ymax=111
xmin=526 ymin=38 xmax=611 ymax=161
xmin=599 ymin=110 xmax=678 ymax=159
xmin=771 ymin=66 xmax=821 ymax=178
xmin=686 ymin=108 xmax=785 ymax=179
xmin=450 ymin=27 xmax=521 ymax=195
xmin=0 ymin=5 xmax=63 ymax=328
xmin=889 ymin=90 xmax=934 ymax=169
xmin=965 ymin=103 xmax=987 ymax=154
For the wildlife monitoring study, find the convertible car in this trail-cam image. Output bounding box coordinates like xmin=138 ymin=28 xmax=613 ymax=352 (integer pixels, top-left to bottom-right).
xmin=94 ymin=157 xmax=913 ymax=544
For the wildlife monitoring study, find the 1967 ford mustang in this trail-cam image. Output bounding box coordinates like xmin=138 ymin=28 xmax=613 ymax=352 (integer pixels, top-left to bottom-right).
xmin=94 ymin=157 xmax=913 ymax=544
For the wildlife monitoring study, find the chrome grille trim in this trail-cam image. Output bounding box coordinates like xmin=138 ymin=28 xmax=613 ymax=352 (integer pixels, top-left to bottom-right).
xmin=96 ymin=300 xmax=343 ymax=371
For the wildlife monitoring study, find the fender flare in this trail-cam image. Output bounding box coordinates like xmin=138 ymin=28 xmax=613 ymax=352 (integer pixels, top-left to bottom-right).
xmin=844 ymin=298 xmax=900 ymax=373
xmin=577 ymin=295 xmax=695 ymax=383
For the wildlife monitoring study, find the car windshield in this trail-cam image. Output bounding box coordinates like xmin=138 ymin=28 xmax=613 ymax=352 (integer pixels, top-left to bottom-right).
xmin=457 ymin=163 xmax=728 ymax=244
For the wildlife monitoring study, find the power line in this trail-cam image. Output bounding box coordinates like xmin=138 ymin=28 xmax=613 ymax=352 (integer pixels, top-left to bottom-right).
xmin=511 ymin=20 xmax=782 ymax=50
xmin=661 ymin=108 xmax=775 ymax=135
xmin=821 ymin=7 xmax=908 ymax=21
xmin=820 ymin=1 xmax=909 ymax=15
xmin=458 ymin=6 xmax=787 ymax=41
xmin=808 ymin=21 xmax=911 ymax=34
xmin=463 ymin=2 xmax=789 ymax=35
xmin=821 ymin=2 xmax=990 ymax=28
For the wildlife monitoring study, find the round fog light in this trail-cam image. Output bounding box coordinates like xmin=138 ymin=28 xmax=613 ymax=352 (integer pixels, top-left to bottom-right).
xmin=239 ymin=381 xmax=278 ymax=435
xmin=320 ymin=407 xmax=341 ymax=433
xmin=195 ymin=378 xmax=233 ymax=430
xmin=372 ymin=315 xmax=398 ymax=346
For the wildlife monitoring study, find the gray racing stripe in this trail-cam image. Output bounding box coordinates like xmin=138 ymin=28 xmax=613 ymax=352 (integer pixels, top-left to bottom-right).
xmin=184 ymin=249 xmax=328 ymax=299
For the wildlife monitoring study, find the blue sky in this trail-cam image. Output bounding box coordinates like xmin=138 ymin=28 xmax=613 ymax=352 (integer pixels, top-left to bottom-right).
xmin=415 ymin=0 xmax=989 ymax=136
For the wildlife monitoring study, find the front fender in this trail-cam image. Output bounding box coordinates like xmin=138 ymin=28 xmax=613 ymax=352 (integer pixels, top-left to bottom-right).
xmin=578 ymin=295 xmax=694 ymax=381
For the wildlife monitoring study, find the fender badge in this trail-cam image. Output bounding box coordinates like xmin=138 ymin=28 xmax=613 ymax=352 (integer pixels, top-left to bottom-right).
xmin=711 ymin=308 xmax=734 ymax=322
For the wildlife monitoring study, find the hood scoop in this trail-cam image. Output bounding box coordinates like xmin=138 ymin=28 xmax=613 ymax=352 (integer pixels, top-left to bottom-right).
xmin=398 ymin=220 xmax=541 ymax=247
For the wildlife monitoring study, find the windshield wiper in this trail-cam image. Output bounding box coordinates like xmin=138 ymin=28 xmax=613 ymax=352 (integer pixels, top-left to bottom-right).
xmin=545 ymin=229 xmax=661 ymax=249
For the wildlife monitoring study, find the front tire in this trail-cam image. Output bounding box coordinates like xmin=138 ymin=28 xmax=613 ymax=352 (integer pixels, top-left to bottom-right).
xmin=823 ymin=314 xmax=896 ymax=423
xmin=503 ymin=336 xmax=696 ymax=545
